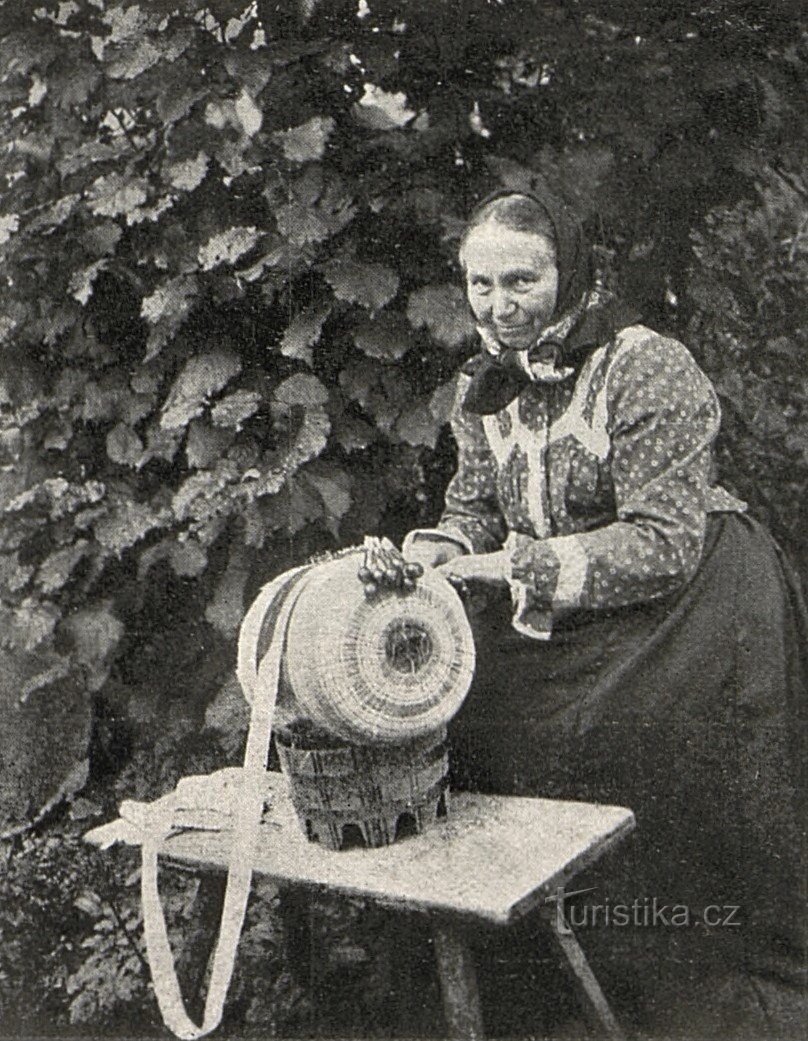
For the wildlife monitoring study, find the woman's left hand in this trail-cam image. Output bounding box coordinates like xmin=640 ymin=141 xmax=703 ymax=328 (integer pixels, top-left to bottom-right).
xmin=435 ymin=550 xmax=510 ymax=586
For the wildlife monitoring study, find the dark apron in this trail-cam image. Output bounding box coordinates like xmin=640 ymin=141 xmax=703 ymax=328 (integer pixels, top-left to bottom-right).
xmin=449 ymin=513 xmax=807 ymax=1034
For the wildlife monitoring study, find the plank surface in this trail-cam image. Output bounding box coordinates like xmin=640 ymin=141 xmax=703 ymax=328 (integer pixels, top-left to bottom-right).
xmin=89 ymin=772 xmax=634 ymax=925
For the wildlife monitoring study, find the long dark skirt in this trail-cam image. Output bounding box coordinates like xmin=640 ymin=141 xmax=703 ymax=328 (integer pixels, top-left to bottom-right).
xmin=449 ymin=513 xmax=807 ymax=1039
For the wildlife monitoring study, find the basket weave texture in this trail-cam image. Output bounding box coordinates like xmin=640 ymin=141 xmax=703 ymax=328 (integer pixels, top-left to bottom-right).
xmin=282 ymin=554 xmax=476 ymax=744
xmin=275 ymin=726 xmax=449 ymax=851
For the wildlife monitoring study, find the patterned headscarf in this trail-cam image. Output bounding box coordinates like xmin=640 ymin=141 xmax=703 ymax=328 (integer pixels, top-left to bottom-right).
xmin=460 ymin=187 xmax=637 ymax=414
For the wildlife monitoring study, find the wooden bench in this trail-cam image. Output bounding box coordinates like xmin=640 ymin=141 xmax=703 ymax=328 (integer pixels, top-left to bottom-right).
xmin=87 ymin=770 xmax=634 ymax=1039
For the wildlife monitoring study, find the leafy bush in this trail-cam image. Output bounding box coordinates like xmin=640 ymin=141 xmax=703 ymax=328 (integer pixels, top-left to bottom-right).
xmin=686 ymin=160 xmax=808 ymax=572
xmin=0 ymin=0 xmax=806 ymax=1032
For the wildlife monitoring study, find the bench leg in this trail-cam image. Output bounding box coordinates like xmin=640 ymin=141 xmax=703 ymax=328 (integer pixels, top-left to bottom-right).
xmin=542 ymin=902 xmax=625 ymax=1041
xmin=432 ymin=920 xmax=484 ymax=1040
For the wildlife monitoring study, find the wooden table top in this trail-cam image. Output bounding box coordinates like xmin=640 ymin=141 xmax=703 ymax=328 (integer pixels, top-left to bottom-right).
xmin=88 ymin=770 xmax=634 ymax=926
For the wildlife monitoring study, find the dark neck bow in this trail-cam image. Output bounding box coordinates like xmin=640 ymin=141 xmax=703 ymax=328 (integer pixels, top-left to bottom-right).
xmin=462 ymin=292 xmax=639 ymax=415
xmin=459 ymin=186 xmax=638 ymax=415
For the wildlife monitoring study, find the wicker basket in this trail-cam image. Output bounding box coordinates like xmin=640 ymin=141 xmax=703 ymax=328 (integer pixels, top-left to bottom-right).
xmin=282 ymin=553 xmax=476 ymax=744
xmin=275 ymin=724 xmax=449 ymax=851
xmin=239 ymin=550 xmax=476 ymax=850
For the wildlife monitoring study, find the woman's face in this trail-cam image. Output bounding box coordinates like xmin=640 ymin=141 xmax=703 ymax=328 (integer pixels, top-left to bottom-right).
xmin=462 ymin=222 xmax=558 ymax=350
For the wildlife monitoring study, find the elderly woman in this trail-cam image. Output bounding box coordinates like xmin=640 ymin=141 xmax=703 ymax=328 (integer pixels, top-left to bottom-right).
xmin=403 ymin=189 xmax=807 ymax=1039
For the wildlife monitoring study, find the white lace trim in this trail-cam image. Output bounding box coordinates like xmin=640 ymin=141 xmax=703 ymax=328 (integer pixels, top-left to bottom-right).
xmin=551 ymin=535 xmax=589 ymax=609
xmin=483 ymin=401 xmax=551 ymax=538
xmin=547 ymin=344 xmax=610 ymax=460
xmin=509 ymin=579 xmax=553 ymax=641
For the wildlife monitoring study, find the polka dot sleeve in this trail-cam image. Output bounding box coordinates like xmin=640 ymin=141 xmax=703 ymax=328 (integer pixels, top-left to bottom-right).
xmin=437 ymin=374 xmax=508 ymax=554
xmin=509 ymin=334 xmax=719 ymax=618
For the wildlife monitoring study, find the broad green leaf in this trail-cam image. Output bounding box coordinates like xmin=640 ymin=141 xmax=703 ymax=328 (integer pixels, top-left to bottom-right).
xmin=93 ymin=499 xmax=164 ymax=555
xmin=169 ymin=539 xmax=208 ymax=578
xmin=6 ymin=598 xmax=59 ymax=652
xmin=57 ymin=138 xmax=131 ymax=178
xmin=274 ymin=373 xmax=329 ymax=407
xmin=141 ymin=275 xmax=198 ymax=324
xmin=82 ymin=377 xmax=148 ymax=425
xmin=51 ymin=60 xmax=101 ymax=109
xmin=353 ymin=311 xmax=412 ymax=360
xmin=69 ymin=260 xmax=107 ymax=305
xmin=286 ymin=474 xmax=325 ymax=533
xmin=161 ymin=350 xmax=242 ymax=430
xmin=0 ymin=31 xmax=58 ymax=78
xmin=136 ymin=539 xmax=171 ymax=581
xmin=316 ymin=177 xmax=357 ymax=237
xmin=0 ymin=553 xmax=34 ymax=595
xmin=242 ymin=501 xmax=269 ymax=548
xmin=103 ymin=3 xmax=151 ymax=44
xmin=252 ymin=407 xmax=330 ymax=498
xmin=26 ymin=194 xmax=80 ymax=234
xmin=5 ymin=478 xmax=105 ymax=521
xmin=0 ymin=214 xmax=19 ymax=247
xmin=141 ymin=275 xmax=198 ymax=360
xmin=156 ymin=81 xmax=206 ymax=126
xmin=27 ymin=74 xmax=47 ymax=107
xmin=204 ymin=675 xmax=249 ymax=750
xmin=303 ymin=462 xmax=352 ymax=536
xmin=74 ymin=375 xmax=108 ymax=421
xmin=18 ymin=658 xmax=72 ymax=701
xmin=280 ymin=303 xmax=331 ymax=365
xmin=274 ymin=116 xmax=335 ymax=163
xmin=164 ymin=153 xmax=208 ymax=192
xmin=353 ymin=83 xmax=416 ymax=130
xmin=106 ymin=423 xmax=144 ymax=467
xmin=429 ymin=377 xmax=458 ymax=423
xmin=275 ymin=199 xmax=330 ymax=246
xmin=106 ymin=38 xmax=162 ymax=80
xmin=87 ymin=173 xmax=148 ymax=218
xmin=41 ymin=302 xmax=80 ymax=347
xmin=82 ymin=221 xmax=123 ymax=257
xmin=140 ymin=423 xmax=181 ymax=463
xmin=63 ymin=604 xmax=124 ymax=667
xmin=331 ymin=408 xmax=375 ymax=452
xmin=275 ymin=174 xmax=356 ymax=246
xmin=211 ymin=390 xmax=261 ymax=428
xmin=234 ymin=89 xmax=262 ymax=137
xmin=339 ymin=357 xmax=381 ymax=412
xmin=338 ymin=357 xmax=409 ymax=433
xmin=222 ymin=47 xmax=273 ymax=97
xmin=185 ymin=419 xmax=235 ymax=469
xmin=127 ymin=195 xmax=175 ymax=226
xmin=204 ymin=550 xmax=249 ymax=637
xmin=131 ymin=369 xmax=162 ymax=396
xmin=172 ymin=460 xmax=239 ymax=522
xmin=105 ymin=23 xmax=192 ymax=78
xmin=321 ymin=257 xmax=399 ymax=312
xmin=241 ymin=238 xmax=315 ymax=282
xmin=406 ymin=284 xmax=476 ymax=349
xmin=36 ymin=543 xmax=91 ymax=594
xmin=198 ymin=227 xmax=260 ymax=271
xmin=0 ymin=315 xmax=19 ymax=346
xmin=395 ymin=401 xmax=442 ymax=449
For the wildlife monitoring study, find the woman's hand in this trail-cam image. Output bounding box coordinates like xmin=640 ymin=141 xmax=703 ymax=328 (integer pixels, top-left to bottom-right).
xmin=403 ymin=538 xmax=466 ymax=570
xmin=436 ymin=550 xmax=510 ymax=586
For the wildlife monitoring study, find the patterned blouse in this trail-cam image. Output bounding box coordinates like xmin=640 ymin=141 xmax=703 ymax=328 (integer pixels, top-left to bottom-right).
xmin=407 ymin=325 xmax=745 ymax=639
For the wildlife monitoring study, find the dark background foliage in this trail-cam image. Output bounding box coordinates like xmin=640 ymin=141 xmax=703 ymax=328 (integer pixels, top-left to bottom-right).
xmin=0 ymin=0 xmax=806 ymax=1034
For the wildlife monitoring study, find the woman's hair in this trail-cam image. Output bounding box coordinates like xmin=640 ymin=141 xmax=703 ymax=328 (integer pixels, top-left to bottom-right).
xmin=459 ymin=193 xmax=557 ymax=267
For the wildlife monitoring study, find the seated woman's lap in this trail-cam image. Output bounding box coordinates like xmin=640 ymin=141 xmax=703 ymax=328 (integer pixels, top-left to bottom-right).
xmin=448 ymin=512 xmax=807 ymax=1010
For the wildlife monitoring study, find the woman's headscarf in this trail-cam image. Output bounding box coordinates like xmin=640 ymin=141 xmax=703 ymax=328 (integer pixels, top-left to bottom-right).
xmin=460 ymin=187 xmax=638 ymax=414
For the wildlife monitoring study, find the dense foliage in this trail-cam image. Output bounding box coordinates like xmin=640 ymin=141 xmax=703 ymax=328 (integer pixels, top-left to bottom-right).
xmin=0 ymin=0 xmax=806 ymax=1033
